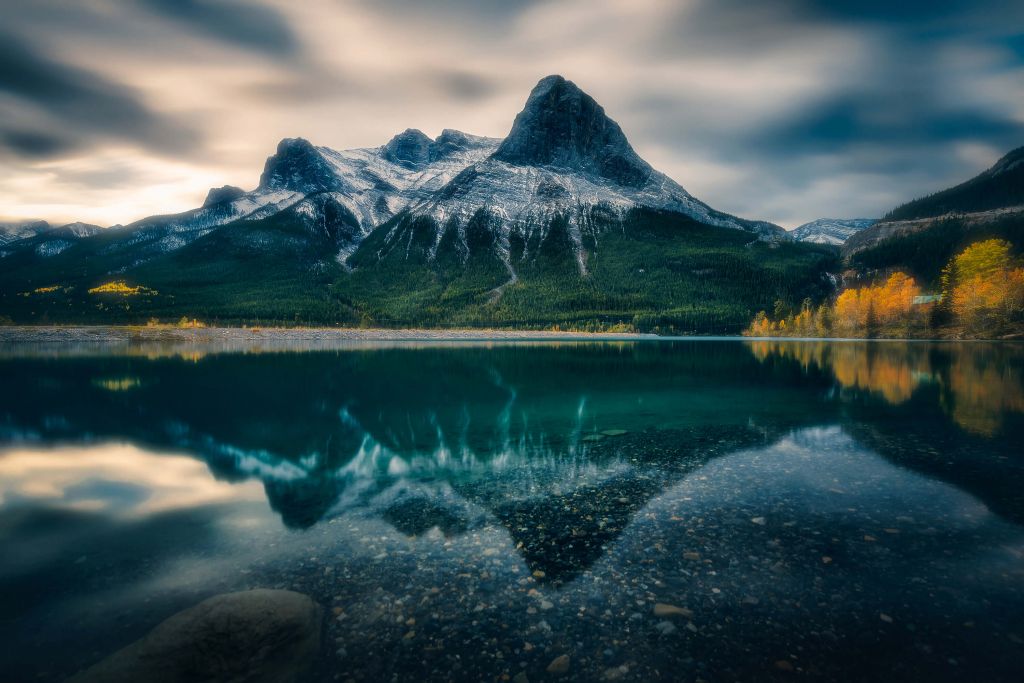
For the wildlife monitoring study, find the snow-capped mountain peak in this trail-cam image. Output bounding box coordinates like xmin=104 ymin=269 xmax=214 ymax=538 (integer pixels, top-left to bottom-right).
xmin=790 ymin=218 xmax=876 ymax=245
xmin=371 ymin=75 xmax=783 ymax=272
xmin=0 ymin=220 xmax=50 ymax=246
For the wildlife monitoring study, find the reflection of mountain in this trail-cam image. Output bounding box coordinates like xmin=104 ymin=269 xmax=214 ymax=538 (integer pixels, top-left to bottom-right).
xmin=0 ymin=343 xmax=826 ymax=581
xmin=585 ymin=427 xmax=1024 ymax=683
xmin=3 ymin=341 xmax=1023 ymax=576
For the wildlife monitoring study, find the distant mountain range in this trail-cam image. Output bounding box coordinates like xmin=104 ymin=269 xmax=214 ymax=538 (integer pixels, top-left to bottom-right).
xmin=0 ymin=76 xmax=834 ymax=333
xmin=0 ymin=220 xmax=102 ymax=255
xmin=0 ymin=220 xmax=49 ymax=246
xmin=790 ymin=218 xmax=876 ymax=246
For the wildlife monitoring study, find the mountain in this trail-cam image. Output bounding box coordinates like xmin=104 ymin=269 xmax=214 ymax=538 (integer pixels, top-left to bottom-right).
xmin=358 ymin=76 xmax=783 ymax=276
xmin=883 ymin=146 xmax=1024 ymax=222
xmin=842 ymin=144 xmax=1024 ymax=285
xmin=0 ymin=220 xmax=49 ymax=247
xmin=0 ymin=75 xmax=834 ymax=333
xmin=0 ymin=221 xmax=103 ymax=258
xmin=790 ymin=218 xmax=876 ymax=246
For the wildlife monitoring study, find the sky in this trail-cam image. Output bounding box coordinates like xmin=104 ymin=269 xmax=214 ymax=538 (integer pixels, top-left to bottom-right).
xmin=0 ymin=0 xmax=1022 ymax=229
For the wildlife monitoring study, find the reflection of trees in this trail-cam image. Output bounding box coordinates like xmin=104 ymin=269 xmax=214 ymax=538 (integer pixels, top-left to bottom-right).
xmin=946 ymin=349 xmax=1024 ymax=435
xmin=747 ymin=340 xmax=1024 ymax=435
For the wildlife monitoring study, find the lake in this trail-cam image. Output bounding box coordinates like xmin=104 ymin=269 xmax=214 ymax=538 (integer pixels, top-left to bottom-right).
xmin=1 ymin=339 xmax=1023 ymax=682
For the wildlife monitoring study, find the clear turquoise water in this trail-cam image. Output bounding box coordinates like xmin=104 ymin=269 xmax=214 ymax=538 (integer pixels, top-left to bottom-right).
xmin=1 ymin=340 xmax=1023 ymax=682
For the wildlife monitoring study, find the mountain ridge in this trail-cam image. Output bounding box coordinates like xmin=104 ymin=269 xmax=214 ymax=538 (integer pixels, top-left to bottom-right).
xmin=0 ymin=75 xmax=783 ymax=272
xmin=0 ymin=75 xmax=835 ymax=333
xmin=882 ymin=146 xmax=1024 ymax=222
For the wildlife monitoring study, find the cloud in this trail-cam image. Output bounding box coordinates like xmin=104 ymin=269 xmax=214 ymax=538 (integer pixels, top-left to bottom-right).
xmin=432 ymin=70 xmax=498 ymax=101
xmin=362 ymin=0 xmax=546 ymax=31
xmin=0 ymin=32 xmax=201 ymax=160
xmin=132 ymin=0 xmax=300 ymax=57
xmin=0 ymin=129 xmax=77 ymax=160
xmin=0 ymin=0 xmax=1022 ymax=228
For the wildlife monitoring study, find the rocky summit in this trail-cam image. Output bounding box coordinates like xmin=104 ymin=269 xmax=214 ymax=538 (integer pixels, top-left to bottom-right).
xmin=492 ymin=75 xmax=653 ymax=187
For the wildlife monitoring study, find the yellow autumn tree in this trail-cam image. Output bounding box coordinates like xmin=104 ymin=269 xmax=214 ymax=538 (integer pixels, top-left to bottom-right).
xmin=945 ymin=239 xmax=1024 ymax=333
xmin=873 ymin=272 xmax=920 ymax=325
xmin=943 ymin=239 xmax=1014 ymax=293
xmin=752 ymin=271 xmax=921 ymax=338
xmin=833 ymin=288 xmax=864 ymax=331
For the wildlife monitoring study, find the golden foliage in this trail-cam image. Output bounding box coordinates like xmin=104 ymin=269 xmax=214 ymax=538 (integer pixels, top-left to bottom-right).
xmin=946 ymin=349 xmax=1024 ymax=435
xmin=88 ymin=281 xmax=157 ymax=296
xmin=944 ymin=239 xmax=1014 ymax=291
xmin=92 ymin=377 xmax=142 ymax=392
xmin=950 ymin=266 xmax=1024 ymax=330
xmin=746 ymin=239 xmax=1023 ymax=339
xmin=747 ymin=272 xmax=924 ymax=338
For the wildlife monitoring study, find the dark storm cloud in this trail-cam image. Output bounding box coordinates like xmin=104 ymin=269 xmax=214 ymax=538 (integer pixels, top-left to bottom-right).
xmin=752 ymin=99 xmax=1024 ymax=159
xmin=700 ymin=0 xmax=1022 ymax=27
xmin=784 ymin=0 xmax=1013 ymax=24
xmin=133 ymin=0 xmax=300 ymax=57
xmin=0 ymin=129 xmax=77 ymax=160
xmin=0 ymin=32 xmax=200 ymax=160
xmin=621 ymin=0 xmax=1024 ymax=222
xmin=368 ymin=0 xmax=544 ymax=22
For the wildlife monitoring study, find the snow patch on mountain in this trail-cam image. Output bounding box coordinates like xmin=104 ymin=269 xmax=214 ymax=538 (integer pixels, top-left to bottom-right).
xmin=791 ymin=218 xmax=876 ymax=245
xmin=0 ymin=220 xmax=49 ymax=246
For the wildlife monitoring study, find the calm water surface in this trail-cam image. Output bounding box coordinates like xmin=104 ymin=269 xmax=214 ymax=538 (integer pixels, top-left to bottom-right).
xmin=1 ymin=340 xmax=1023 ymax=682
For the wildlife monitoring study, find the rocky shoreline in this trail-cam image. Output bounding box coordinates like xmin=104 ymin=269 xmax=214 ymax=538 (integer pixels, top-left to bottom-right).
xmin=0 ymin=325 xmax=657 ymax=357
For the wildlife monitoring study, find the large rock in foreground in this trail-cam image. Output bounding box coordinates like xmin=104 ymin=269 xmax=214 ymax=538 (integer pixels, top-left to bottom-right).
xmin=68 ymin=589 xmax=322 ymax=683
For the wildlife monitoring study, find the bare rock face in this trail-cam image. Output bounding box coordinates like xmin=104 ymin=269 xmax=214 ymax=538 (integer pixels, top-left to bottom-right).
xmin=203 ymin=185 xmax=246 ymax=208
xmin=383 ymin=128 xmax=433 ymax=169
xmin=67 ymin=589 xmax=322 ymax=683
xmin=259 ymin=137 xmax=345 ymax=194
xmin=492 ymin=75 xmax=652 ymax=187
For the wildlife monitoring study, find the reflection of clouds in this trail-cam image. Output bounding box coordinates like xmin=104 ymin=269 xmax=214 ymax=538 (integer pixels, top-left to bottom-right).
xmin=0 ymin=443 xmax=264 ymax=515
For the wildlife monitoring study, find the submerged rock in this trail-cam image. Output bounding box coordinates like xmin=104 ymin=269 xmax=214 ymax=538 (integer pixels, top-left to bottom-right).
xmin=68 ymin=589 xmax=322 ymax=683
xmin=546 ymin=654 xmax=571 ymax=674
xmin=653 ymin=603 xmax=693 ymax=619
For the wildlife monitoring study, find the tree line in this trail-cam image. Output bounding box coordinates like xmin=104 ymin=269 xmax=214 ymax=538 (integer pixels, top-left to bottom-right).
xmin=745 ymin=239 xmax=1024 ymax=339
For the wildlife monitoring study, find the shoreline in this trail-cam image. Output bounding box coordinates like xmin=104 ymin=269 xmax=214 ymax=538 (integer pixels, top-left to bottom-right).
xmin=0 ymin=326 xmax=662 ymax=357
xmin=0 ymin=325 xmax=658 ymax=343
xmin=1 ymin=327 xmax=1019 ymax=356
